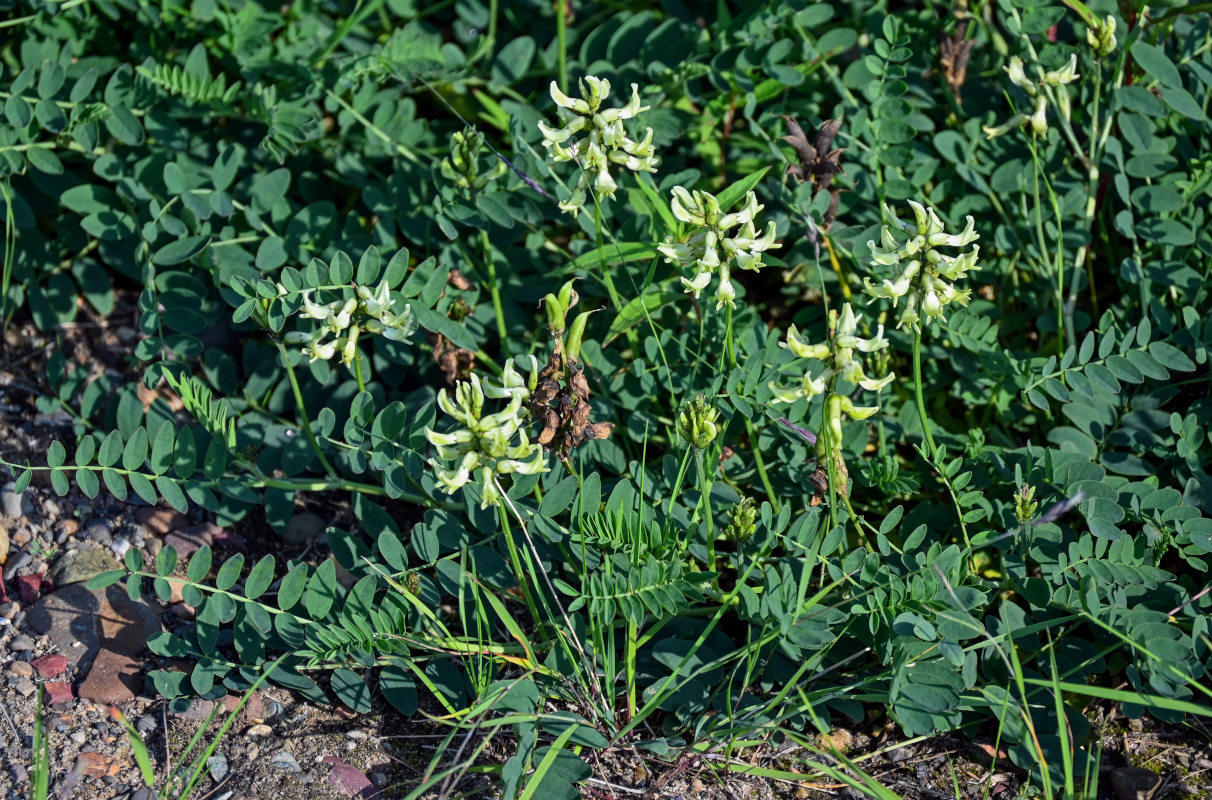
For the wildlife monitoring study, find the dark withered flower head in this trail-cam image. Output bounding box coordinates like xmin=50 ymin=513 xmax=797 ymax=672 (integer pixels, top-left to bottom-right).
xmin=782 ymin=116 xmax=846 ymax=229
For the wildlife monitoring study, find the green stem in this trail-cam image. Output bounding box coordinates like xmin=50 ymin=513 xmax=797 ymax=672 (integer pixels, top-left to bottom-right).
xmin=555 ymin=0 xmax=568 ymax=90
xmin=912 ymin=330 xmax=938 ymax=456
xmin=354 ymin=350 xmax=367 ymax=393
xmin=481 ymin=229 xmax=508 ymax=342
xmin=276 ymin=342 xmax=338 ymax=478
xmin=724 ymin=305 xmax=780 ymax=514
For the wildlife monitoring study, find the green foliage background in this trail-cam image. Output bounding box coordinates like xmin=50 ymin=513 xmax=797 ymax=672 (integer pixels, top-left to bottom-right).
xmin=3 ymin=0 xmax=1211 ymax=795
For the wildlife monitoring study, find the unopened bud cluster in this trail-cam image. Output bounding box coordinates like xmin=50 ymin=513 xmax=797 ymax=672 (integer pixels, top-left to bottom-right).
xmin=537 ymin=76 xmax=658 ymax=217
xmin=425 ymin=358 xmax=547 ymax=509
xmin=1015 ymin=484 xmax=1039 ymax=523
xmin=658 ymin=187 xmax=779 ymax=310
xmin=724 ymin=497 xmax=757 ymax=543
xmin=440 ymin=128 xmax=506 ymax=191
xmin=677 ymin=394 xmax=721 ymax=450
xmin=983 ymin=54 xmax=1080 ymax=138
xmin=283 ymin=281 xmax=417 ymax=365
xmin=1086 ymin=16 xmax=1117 ymax=58
xmin=863 ymin=201 xmax=981 ymax=332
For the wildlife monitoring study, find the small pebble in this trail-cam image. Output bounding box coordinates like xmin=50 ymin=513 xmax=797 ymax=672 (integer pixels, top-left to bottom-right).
xmin=265 ymin=700 xmax=284 ymax=720
xmin=8 ymin=661 xmax=34 ymax=677
xmin=111 ymin=537 xmax=131 ymax=558
xmin=135 ymin=715 xmax=157 ymax=735
xmin=207 ymin=754 xmax=228 ymax=782
xmin=8 ymin=633 xmax=35 ymax=651
xmin=346 ymin=729 xmax=368 ymax=740
xmin=271 ymin=751 xmax=302 ymax=773
xmin=370 ymin=772 xmax=389 ymax=787
xmin=344 ymin=740 xmax=357 ymax=752
xmin=3 ymin=552 xmax=31 ymax=580
xmin=84 ymin=520 xmax=113 ymax=544
xmin=245 ymin=724 xmax=272 ymax=738
xmin=1 ymin=487 xmax=30 ymax=519
xmin=13 ymin=677 xmax=36 ymax=697
xmin=70 ymin=730 xmax=87 ymax=746
xmin=12 ymin=528 xmax=31 ymax=547
xmin=0 ymin=602 xmax=19 ymax=620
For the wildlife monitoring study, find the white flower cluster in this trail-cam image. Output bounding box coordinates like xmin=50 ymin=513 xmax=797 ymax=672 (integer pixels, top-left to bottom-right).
xmin=285 ymin=281 xmax=417 ymax=364
xmin=537 ymin=76 xmax=658 ymax=216
xmin=440 ymin=128 xmax=506 ymax=191
xmin=425 ymin=359 xmax=547 ymax=509
xmin=768 ymin=303 xmax=893 ymax=416
xmin=863 ymin=201 xmax=980 ymax=332
xmin=657 ymin=187 xmax=779 ymax=309
xmin=983 ymin=54 xmax=1079 ymax=138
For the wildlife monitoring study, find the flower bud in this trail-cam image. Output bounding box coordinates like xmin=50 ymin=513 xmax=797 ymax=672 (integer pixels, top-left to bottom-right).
xmin=724 ymin=497 xmax=757 ymax=542
xmin=565 ymin=310 xmax=591 ymax=362
xmin=677 ymin=394 xmax=721 ymax=450
xmin=1086 ymin=16 xmax=1117 ymax=59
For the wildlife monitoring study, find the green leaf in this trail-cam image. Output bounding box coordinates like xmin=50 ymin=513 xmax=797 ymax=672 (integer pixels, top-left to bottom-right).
xmin=1131 ymin=41 xmax=1182 ymax=89
xmin=187 ymin=546 xmax=213 ymax=583
xmin=156 ymin=545 xmax=178 ymax=576
xmin=278 ymin=563 xmax=309 ymax=610
xmin=128 ymin=472 xmax=158 ymax=504
xmin=245 ymin=555 xmax=276 ymax=599
xmin=716 ymin=166 xmax=770 ymax=211
xmin=605 ymin=284 xmax=681 ymax=344
xmin=413 ymin=307 xmax=477 ymax=350
xmin=87 ymin=570 xmax=127 ymax=590
xmin=305 ymin=559 xmax=339 ymax=619
xmin=102 ymin=468 xmax=127 ymax=501
xmin=48 ymin=441 xmax=66 ymax=468
xmin=13 ymin=469 xmax=33 ymax=494
xmin=331 ymin=668 xmax=373 ymax=713
xmin=150 ymin=423 xmax=174 ymax=475
xmin=50 ymin=469 xmax=69 ymax=495
xmin=173 ymin=427 xmax=197 ymax=478
xmin=153 ymin=235 xmax=210 ymax=266
xmin=155 ymin=476 xmax=189 ymax=512
xmin=98 ymin=431 xmax=123 ymax=467
xmin=122 ymin=427 xmax=149 ymax=471
xmin=566 ymin=242 xmax=658 ymax=273
xmin=215 ymin=554 xmax=245 ymax=591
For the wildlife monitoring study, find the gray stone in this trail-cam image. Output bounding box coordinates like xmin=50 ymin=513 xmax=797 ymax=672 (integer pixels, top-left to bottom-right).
xmin=131 ymin=788 xmax=153 ymax=800
xmin=27 ymin=583 xmax=161 ymax=670
xmin=70 ymin=730 xmax=87 ymax=746
xmin=3 ymin=551 xmax=30 ymax=581
xmin=48 ymin=549 xmax=120 ymax=586
xmin=13 ymin=676 xmax=35 ymax=697
xmin=0 ymin=603 xmax=17 ymax=620
xmin=83 ymin=520 xmax=113 ymax=545
xmin=271 ymin=751 xmax=302 ymax=773
xmin=135 ymin=714 xmax=157 ymax=735
xmin=111 ymin=537 xmax=131 ymax=558
xmin=207 ymin=753 xmax=229 ymax=782
xmin=1 ymin=487 xmax=30 ymax=519
xmin=7 ymin=634 xmax=34 ymax=651
xmin=284 ymin=512 xmax=326 ymax=545
xmin=1111 ymin=767 xmax=1162 ymax=800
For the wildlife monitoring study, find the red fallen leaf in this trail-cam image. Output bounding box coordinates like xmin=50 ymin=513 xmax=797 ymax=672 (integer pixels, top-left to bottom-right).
xmin=17 ymin=573 xmax=44 ymax=603
xmin=44 ymin=681 xmax=75 ymax=704
xmin=31 ymin=653 xmax=69 ymax=679
xmin=75 ymin=751 xmax=120 ymax=778
xmin=322 ymin=756 xmax=373 ymax=797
